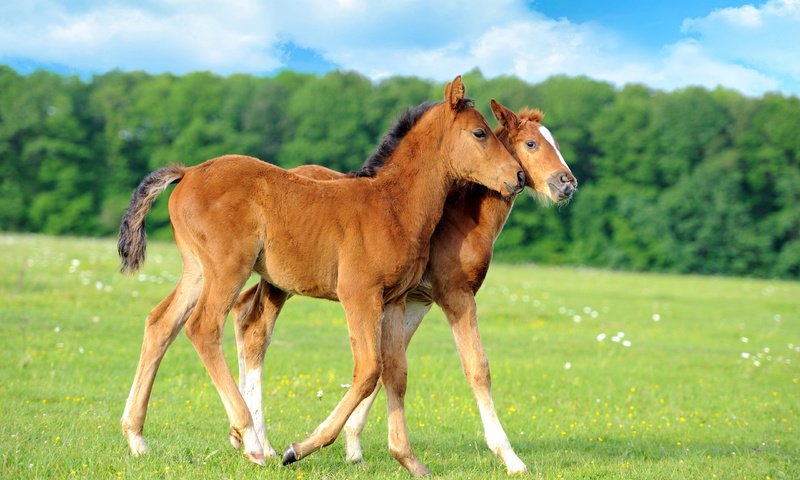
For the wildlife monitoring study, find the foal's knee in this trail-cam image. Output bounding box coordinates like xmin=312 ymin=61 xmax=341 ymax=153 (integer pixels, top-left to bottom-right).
xmin=352 ymin=363 xmax=382 ymax=398
xmin=465 ymin=360 xmax=491 ymax=389
xmin=382 ymin=360 xmax=408 ymax=395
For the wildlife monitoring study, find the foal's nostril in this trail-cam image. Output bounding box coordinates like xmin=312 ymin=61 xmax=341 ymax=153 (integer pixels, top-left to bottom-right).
xmin=559 ymin=173 xmax=571 ymax=184
xmin=516 ymin=170 xmax=526 ymax=188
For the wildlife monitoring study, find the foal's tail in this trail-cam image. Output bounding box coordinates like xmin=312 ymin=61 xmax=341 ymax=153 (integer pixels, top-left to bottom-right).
xmin=118 ymin=165 xmax=186 ymax=274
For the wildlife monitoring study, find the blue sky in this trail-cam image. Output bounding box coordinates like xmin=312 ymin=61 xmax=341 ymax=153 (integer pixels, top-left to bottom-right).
xmin=1 ymin=0 xmax=798 ymax=97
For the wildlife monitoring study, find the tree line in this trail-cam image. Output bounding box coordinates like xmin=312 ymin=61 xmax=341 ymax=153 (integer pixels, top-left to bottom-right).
xmin=1 ymin=66 xmax=798 ymax=278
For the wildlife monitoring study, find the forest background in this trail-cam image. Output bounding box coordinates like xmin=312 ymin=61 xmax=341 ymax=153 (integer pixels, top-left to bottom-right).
xmin=2 ymin=67 xmax=798 ymax=278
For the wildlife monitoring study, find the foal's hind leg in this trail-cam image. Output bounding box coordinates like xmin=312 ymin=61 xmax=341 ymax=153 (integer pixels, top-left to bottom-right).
xmin=121 ymin=264 xmax=203 ymax=456
xmin=439 ymin=289 xmax=527 ymax=475
xmin=343 ymin=299 xmax=432 ymax=463
xmin=184 ymin=264 xmax=267 ymax=466
xmin=229 ymin=280 xmax=288 ymax=458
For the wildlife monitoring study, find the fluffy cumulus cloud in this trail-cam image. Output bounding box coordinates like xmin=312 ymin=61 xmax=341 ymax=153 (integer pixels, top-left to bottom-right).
xmin=0 ymin=0 xmax=283 ymax=73
xmin=647 ymin=40 xmax=780 ymax=95
xmin=0 ymin=0 xmax=798 ymax=95
xmin=681 ymin=0 xmax=800 ymax=80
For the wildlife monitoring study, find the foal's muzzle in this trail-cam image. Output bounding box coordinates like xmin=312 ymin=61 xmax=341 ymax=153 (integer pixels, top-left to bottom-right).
xmin=504 ymin=170 xmax=526 ymax=196
xmin=547 ymin=171 xmax=577 ymax=201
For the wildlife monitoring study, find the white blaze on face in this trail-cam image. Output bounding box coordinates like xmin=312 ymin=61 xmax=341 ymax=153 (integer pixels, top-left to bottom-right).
xmin=538 ymin=126 xmax=571 ymax=171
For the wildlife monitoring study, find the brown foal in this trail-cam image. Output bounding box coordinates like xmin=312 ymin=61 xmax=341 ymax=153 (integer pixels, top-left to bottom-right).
xmin=117 ymin=76 xmax=524 ymax=476
xmin=232 ymin=100 xmax=577 ymax=474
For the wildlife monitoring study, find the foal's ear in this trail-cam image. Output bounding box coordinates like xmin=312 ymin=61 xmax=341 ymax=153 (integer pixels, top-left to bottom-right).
xmin=445 ymin=75 xmax=466 ymax=110
xmin=491 ymin=99 xmax=520 ymax=132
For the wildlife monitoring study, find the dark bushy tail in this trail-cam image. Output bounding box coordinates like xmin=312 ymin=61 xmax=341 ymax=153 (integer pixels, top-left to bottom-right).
xmin=118 ymin=165 xmax=185 ymax=274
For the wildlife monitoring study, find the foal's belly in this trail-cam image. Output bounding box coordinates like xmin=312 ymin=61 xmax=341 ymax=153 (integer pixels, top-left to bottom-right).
xmin=253 ymin=246 xmax=340 ymax=301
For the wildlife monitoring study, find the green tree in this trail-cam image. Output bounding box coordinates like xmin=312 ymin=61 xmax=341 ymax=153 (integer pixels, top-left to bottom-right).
xmin=277 ymin=71 xmax=375 ymax=172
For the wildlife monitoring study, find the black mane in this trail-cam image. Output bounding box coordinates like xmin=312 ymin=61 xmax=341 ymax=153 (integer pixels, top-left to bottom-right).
xmin=350 ymin=101 xmax=439 ymax=178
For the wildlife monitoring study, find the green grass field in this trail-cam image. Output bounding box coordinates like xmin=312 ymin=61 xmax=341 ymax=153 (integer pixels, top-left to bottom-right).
xmin=1 ymin=233 xmax=798 ymax=479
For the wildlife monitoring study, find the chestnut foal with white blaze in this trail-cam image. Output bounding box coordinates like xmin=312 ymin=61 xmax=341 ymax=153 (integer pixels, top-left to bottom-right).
xmin=232 ymin=100 xmax=577 ymax=474
xmin=117 ymin=76 xmax=524 ymax=476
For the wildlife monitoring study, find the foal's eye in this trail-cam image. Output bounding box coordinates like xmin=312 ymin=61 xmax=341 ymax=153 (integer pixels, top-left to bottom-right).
xmin=473 ymin=129 xmax=487 ymax=139
xmin=526 ymin=140 xmax=537 ymax=148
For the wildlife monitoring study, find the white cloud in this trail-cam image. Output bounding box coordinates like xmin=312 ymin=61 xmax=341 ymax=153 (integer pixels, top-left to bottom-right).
xmin=271 ymin=0 xmax=528 ymax=51
xmin=0 ymin=0 xmax=798 ymax=96
xmin=0 ymin=0 xmax=282 ymax=74
xmin=289 ymin=10 xmax=782 ymax=96
xmin=647 ymin=40 xmax=780 ymax=94
xmin=681 ymin=0 xmax=800 ymax=80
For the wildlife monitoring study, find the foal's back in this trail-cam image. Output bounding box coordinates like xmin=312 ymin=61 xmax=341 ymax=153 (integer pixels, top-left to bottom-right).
xmin=170 ymin=154 xmax=407 ymax=301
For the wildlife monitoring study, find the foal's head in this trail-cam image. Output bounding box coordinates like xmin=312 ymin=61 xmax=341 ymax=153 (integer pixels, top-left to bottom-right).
xmin=435 ymin=76 xmax=524 ymax=197
xmin=490 ymin=100 xmax=577 ymax=204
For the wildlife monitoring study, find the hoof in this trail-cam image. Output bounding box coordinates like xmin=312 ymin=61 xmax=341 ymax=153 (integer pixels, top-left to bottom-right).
xmin=229 ymin=428 xmax=242 ymax=449
xmin=505 ymin=454 xmax=528 ymax=475
xmin=411 ymin=465 xmax=432 ymax=477
xmin=345 ymin=452 xmax=364 ymax=464
xmin=344 ymin=437 xmax=363 ymax=464
xmin=282 ymin=445 xmax=299 ymax=465
xmin=126 ymin=433 xmax=150 ymax=456
xmin=401 ymin=458 xmax=431 ymax=477
xmin=244 ymin=451 xmax=266 ymax=467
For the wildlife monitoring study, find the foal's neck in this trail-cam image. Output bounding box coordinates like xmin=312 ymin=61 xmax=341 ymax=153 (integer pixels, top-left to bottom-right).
xmin=372 ymin=120 xmax=452 ymax=241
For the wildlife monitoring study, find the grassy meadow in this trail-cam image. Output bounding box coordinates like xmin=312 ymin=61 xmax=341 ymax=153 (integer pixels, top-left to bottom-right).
xmin=1 ymin=233 xmax=798 ymax=479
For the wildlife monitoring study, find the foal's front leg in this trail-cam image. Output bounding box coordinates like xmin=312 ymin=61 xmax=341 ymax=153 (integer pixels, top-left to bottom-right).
xmin=439 ymin=289 xmax=528 ymax=475
xmin=282 ymin=288 xmax=384 ymax=464
xmin=230 ymin=280 xmax=288 ymax=458
xmin=380 ymin=300 xmax=430 ymax=476
xmin=343 ymin=299 xmax=432 ymax=463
